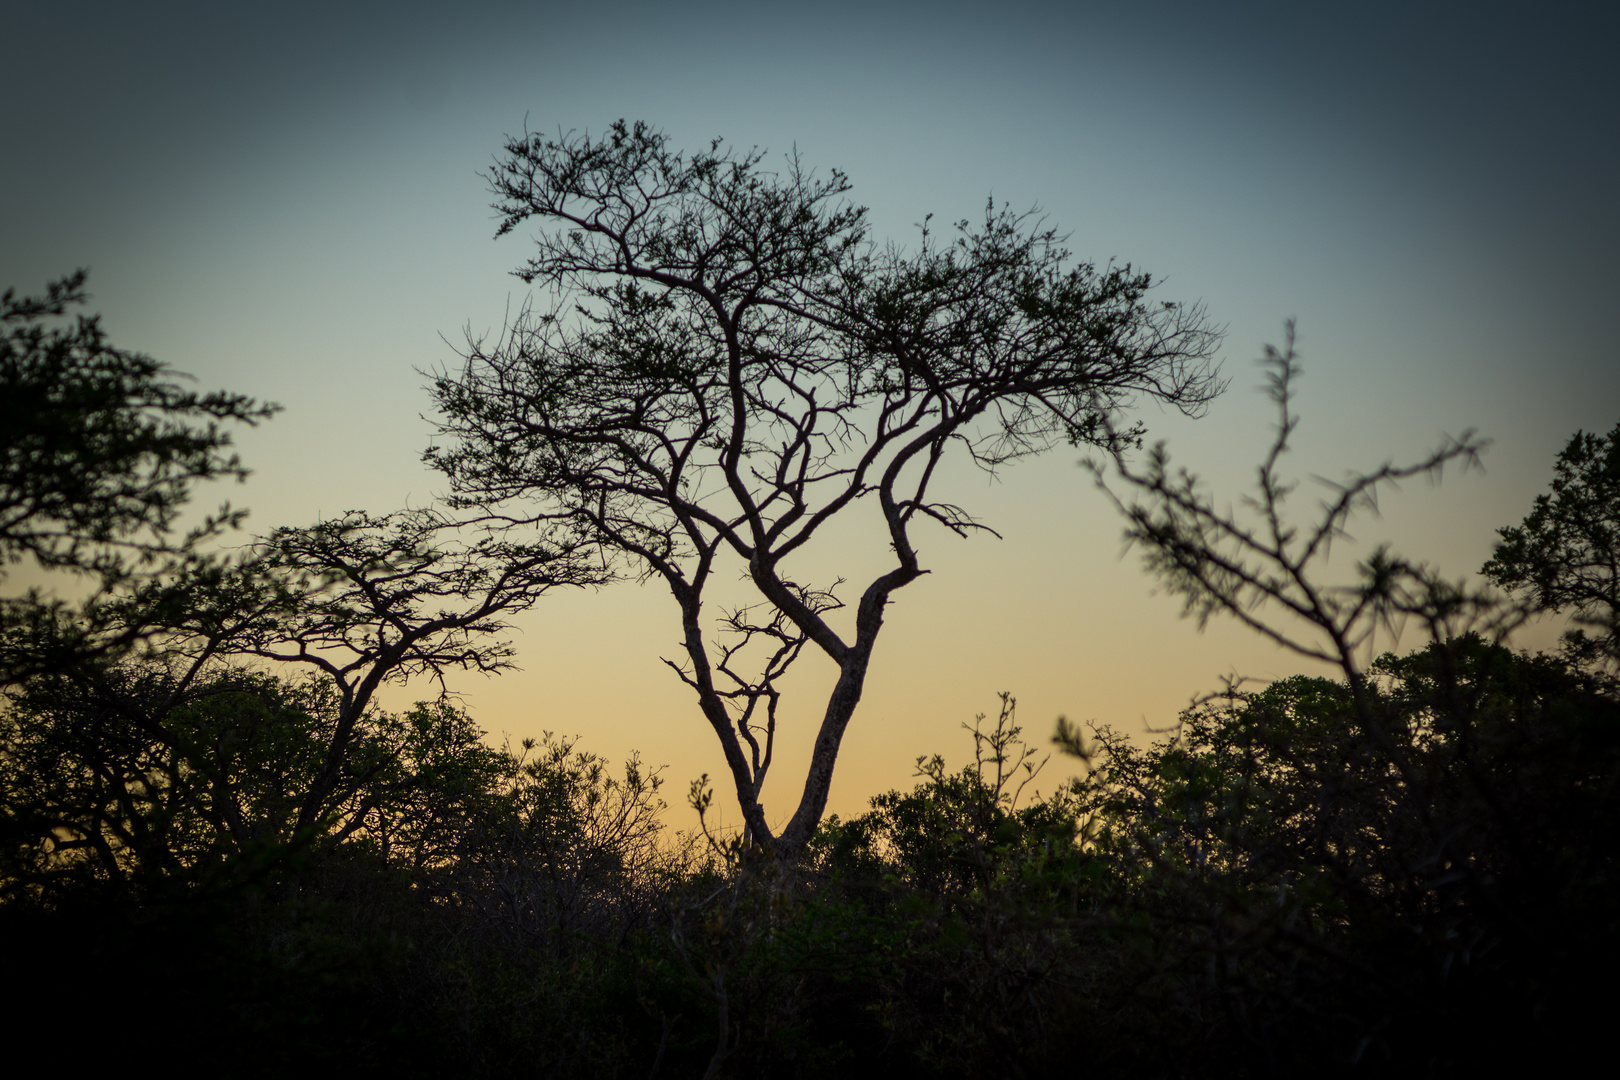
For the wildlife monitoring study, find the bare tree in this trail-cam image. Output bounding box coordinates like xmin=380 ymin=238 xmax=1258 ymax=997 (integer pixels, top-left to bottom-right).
xmin=1090 ymin=324 xmax=1500 ymax=682
xmin=428 ymin=120 xmax=1224 ymax=859
xmin=1086 ymin=324 xmax=1512 ymax=898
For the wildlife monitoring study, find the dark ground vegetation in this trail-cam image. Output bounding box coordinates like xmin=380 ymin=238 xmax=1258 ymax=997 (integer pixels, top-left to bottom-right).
xmin=4 ymin=633 xmax=1614 ymax=1078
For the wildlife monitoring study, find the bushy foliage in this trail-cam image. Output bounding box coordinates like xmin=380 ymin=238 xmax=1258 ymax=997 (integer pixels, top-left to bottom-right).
xmin=1074 ymin=638 xmax=1619 ymax=1073
xmin=2 ymin=638 xmax=1614 ymax=1077
xmin=0 ymin=664 xmax=503 ymax=904
xmin=798 ymin=699 xmax=1105 ymax=1074
xmin=1484 ymin=420 xmax=1620 ymax=670
xmin=1 ymin=271 xmax=277 ymax=682
xmin=0 ymin=665 xmax=691 ymax=1076
xmin=439 ymin=730 xmax=675 ymax=951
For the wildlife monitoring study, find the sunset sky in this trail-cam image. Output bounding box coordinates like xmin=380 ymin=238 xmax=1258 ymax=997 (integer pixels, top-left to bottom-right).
xmin=5 ymin=1 xmax=1616 ymax=825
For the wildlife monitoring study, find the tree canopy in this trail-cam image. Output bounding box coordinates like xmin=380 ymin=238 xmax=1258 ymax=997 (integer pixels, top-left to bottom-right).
xmin=1483 ymin=420 xmax=1620 ymax=670
xmin=0 ymin=271 xmax=278 ymax=682
xmin=0 ymin=270 xmax=276 ymax=579
xmin=428 ymin=120 xmax=1225 ymax=858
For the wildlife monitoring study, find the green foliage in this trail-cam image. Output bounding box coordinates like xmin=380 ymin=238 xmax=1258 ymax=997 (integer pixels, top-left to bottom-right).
xmin=1483 ymin=420 xmax=1620 ymax=669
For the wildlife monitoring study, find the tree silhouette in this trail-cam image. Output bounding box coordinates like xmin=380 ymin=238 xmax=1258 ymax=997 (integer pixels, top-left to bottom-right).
xmin=1077 ymin=333 xmax=1618 ymax=1068
xmin=150 ymin=509 xmax=605 ymax=849
xmin=0 ymin=510 xmax=603 ymax=901
xmin=428 ymin=120 xmax=1224 ymax=859
xmin=1483 ymin=420 xmax=1620 ymax=671
xmin=0 ymin=270 xmax=277 ymax=682
xmin=1089 ymin=325 xmax=1502 ymax=882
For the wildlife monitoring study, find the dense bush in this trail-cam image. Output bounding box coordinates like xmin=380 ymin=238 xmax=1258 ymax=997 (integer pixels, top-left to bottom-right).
xmin=1 ymin=636 xmax=1614 ymax=1076
xmin=1072 ymin=637 xmax=1619 ymax=1074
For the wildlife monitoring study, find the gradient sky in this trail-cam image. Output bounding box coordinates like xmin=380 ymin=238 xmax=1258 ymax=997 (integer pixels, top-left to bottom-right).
xmin=5 ymin=1 xmax=1617 ymax=826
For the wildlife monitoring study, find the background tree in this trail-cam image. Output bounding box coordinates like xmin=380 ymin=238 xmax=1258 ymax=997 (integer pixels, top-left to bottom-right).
xmin=1086 ymin=327 xmax=1508 ymax=915
xmin=0 ymin=508 xmax=604 ymax=904
xmin=429 ymin=120 xmax=1224 ymax=859
xmin=0 ymin=270 xmax=278 ymax=682
xmin=1089 ymin=323 xmax=1500 ymax=694
xmin=1483 ymin=420 xmax=1620 ymax=671
xmin=146 ymin=508 xmax=607 ymax=859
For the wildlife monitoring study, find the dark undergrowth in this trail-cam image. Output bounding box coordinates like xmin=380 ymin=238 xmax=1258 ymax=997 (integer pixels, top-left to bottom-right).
xmin=5 ymin=637 xmax=1615 ymax=1078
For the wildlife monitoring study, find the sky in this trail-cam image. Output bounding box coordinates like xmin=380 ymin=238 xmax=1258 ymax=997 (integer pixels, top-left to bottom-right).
xmin=5 ymin=0 xmax=1617 ymax=826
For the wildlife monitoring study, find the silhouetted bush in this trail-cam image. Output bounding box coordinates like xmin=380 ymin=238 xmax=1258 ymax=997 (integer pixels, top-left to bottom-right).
xmin=3 ymin=637 xmax=1615 ymax=1077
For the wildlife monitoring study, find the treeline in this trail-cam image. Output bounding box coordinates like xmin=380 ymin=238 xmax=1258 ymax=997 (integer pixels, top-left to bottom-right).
xmin=3 ymin=632 xmax=1615 ymax=1077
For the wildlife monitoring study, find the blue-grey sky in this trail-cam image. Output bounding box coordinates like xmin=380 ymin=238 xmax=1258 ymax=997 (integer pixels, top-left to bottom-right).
xmin=5 ymin=1 xmax=1616 ymax=820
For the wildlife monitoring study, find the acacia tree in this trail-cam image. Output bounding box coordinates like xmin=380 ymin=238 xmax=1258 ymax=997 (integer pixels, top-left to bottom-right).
xmin=1 ymin=507 xmax=601 ymax=899
xmin=428 ymin=121 xmax=1224 ymax=859
xmin=153 ymin=509 xmax=605 ymax=848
